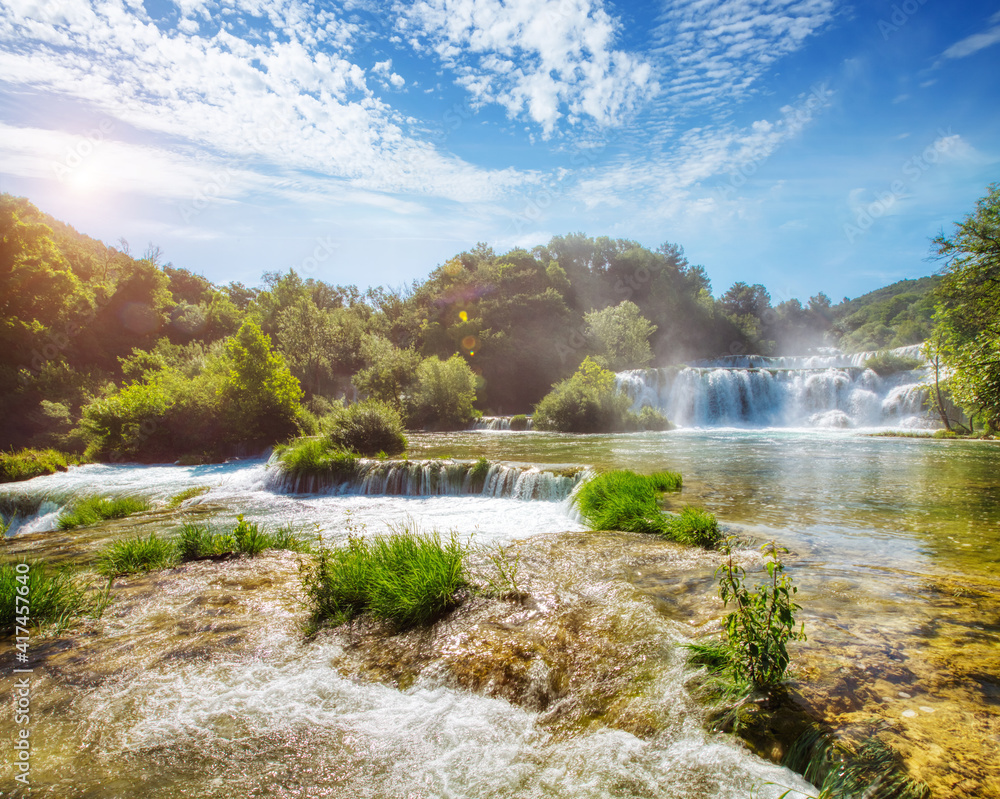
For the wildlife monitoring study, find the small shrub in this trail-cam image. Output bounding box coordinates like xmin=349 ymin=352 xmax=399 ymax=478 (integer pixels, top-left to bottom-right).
xmin=57 ymin=495 xmax=151 ymax=530
xmin=232 ymin=515 xmax=269 ymax=556
xmin=468 ymin=457 xmax=491 ymax=491
xmin=715 ymin=539 xmax=806 ymax=688
xmin=1 ymin=561 xmax=108 ymax=633
xmin=329 ymin=400 xmax=407 ymax=456
xmin=98 ymin=533 xmax=177 ymax=576
xmin=0 ymin=448 xmax=70 ymax=484
xmin=864 ymin=350 xmax=922 ymax=377
xmin=636 ymin=405 xmax=673 ymax=431
xmin=166 ymin=486 xmax=210 ymax=508
xmin=662 ymin=506 xmax=721 ymax=547
xmin=178 ymin=518 xmax=312 ymax=560
xmin=533 ymin=358 xmax=633 ymax=433
xmin=274 ymin=437 xmax=358 ymax=479
xmin=303 ymin=526 xmax=467 ymax=629
xmin=509 ymin=414 xmax=529 ymax=431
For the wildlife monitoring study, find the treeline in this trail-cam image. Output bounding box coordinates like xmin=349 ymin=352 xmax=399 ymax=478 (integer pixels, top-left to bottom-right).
xmin=0 ymin=194 xmax=941 ymax=458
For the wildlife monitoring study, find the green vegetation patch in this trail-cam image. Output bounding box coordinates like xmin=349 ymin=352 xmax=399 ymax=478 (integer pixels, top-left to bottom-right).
xmin=573 ymin=469 xmax=722 ymax=546
xmin=0 ymin=448 xmax=70 ymax=484
xmin=1 ymin=561 xmax=109 ymax=634
xmin=509 ymin=414 xmax=529 ymax=431
xmin=57 ymin=495 xmax=151 ymax=530
xmin=863 ymin=350 xmax=922 ymax=377
xmin=328 ymin=399 xmax=407 ymax=456
xmin=98 ymin=533 xmax=178 ymax=577
xmin=166 ymin=486 xmax=210 ymax=508
xmin=274 ymin=437 xmax=359 ymax=480
xmin=303 ymin=527 xmax=467 ymax=629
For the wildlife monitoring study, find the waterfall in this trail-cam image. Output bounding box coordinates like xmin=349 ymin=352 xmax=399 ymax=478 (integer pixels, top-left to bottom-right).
xmin=265 ymin=458 xmax=585 ymax=500
xmin=471 ymin=416 xmax=534 ymax=431
xmin=617 ymin=345 xmax=933 ymax=429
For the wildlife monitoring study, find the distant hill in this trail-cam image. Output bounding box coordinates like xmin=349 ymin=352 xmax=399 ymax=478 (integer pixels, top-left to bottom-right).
xmin=832 ymin=276 xmax=940 ymax=352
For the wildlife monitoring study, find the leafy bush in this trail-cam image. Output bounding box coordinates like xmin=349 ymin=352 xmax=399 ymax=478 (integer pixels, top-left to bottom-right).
xmin=97 ymin=533 xmax=177 ymax=576
xmin=509 ymin=414 xmax=529 ymax=431
xmin=328 ymin=400 xmax=407 ymax=456
xmin=533 ymin=357 xmax=634 ymax=433
xmin=0 ymin=448 xmax=70 ymax=484
xmin=635 ymin=405 xmax=673 ymax=431
xmin=1 ymin=562 xmax=108 ymax=633
xmin=302 ymin=527 xmax=468 ymax=629
xmin=57 ymin=495 xmax=151 ymax=530
xmin=863 ymin=350 xmax=922 ymax=377
xmin=713 ymin=539 xmax=806 ymax=688
xmin=274 ymin=437 xmax=360 ymax=479
xmin=406 ymin=354 xmax=479 ymax=431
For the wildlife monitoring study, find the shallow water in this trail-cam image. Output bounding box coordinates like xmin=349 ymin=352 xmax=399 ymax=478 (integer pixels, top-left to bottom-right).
xmin=2 ymin=429 xmax=999 ymax=796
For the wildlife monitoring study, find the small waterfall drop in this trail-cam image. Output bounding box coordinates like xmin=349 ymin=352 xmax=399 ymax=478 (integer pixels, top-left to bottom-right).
xmin=618 ymin=345 xmax=933 ymax=429
xmin=471 ymin=416 xmax=534 ymax=431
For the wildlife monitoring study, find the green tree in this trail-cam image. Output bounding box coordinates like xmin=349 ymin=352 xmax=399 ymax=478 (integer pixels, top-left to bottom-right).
xmin=931 ymin=183 xmax=1000 ymax=430
xmin=532 ymin=356 xmax=634 ymax=433
xmin=218 ymin=321 xmax=304 ymax=444
xmin=353 ymin=335 xmax=422 ymax=407
xmin=584 ymin=300 xmax=657 ymax=371
xmin=407 ymin=355 xmax=478 ymax=430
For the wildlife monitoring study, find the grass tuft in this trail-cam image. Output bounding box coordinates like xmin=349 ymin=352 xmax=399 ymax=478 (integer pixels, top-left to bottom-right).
xmin=166 ymin=486 xmax=210 ymax=508
xmin=274 ymin=437 xmax=359 ymax=480
xmin=663 ymin=506 xmax=721 ymax=547
xmin=0 ymin=448 xmax=71 ymax=484
xmin=1 ymin=561 xmax=109 ymax=633
xmin=97 ymin=533 xmax=177 ymax=576
xmin=57 ymin=495 xmax=151 ymax=530
xmin=303 ymin=526 xmax=467 ymax=629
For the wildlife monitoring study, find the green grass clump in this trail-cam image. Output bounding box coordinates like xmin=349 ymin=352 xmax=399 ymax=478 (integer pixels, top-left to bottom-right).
xmin=178 ymin=517 xmax=313 ymax=560
xmin=0 ymin=448 xmax=70 ymax=484
xmin=574 ymin=470 xmax=681 ymax=535
xmin=468 ymin=456 xmax=491 ymax=491
xmin=662 ymin=506 xmax=721 ymax=547
xmin=509 ymin=414 xmax=529 ymax=431
xmin=274 ymin=437 xmax=359 ymax=480
xmin=57 ymin=495 xmax=151 ymax=530
xmin=864 ymin=350 xmax=922 ymax=377
xmin=1 ymin=561 xmax=109 ymax=633
xmin=303 ymin=527 xmax=467 ymax=629
xmin=97 ymin=533 xmax=178 ymax=576
xmin=178 ymin=522 xmax=234 ymax=559
xmin=166 ymin=486 xmax=210 ymax=508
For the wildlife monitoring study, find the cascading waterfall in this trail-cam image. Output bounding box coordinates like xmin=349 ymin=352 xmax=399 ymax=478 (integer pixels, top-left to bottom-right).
xmin=265 ymin=457 xmax=585 ymax=501
xmin=618 ymin=345 xmax=933 ymax=429
xmin=471 ymin=416 xmax=534 ymax=431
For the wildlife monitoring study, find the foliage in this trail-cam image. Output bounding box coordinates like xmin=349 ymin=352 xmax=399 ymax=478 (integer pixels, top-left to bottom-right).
xmin=468 ymin=456 xmax=491 ymax=491
xmin=573 ymin=470 xmax=682 ymax=535
xmin=0 ymin=448 xmax=70 ymax=483
xmin=1 ymin=561 xmax=109 ymax=634
xmin=406 ymin=355 xmax=478 ymax=430
xmin=509 ymin=414 xmax=529 ymax=431
xmin=218 ymin=320 xmax=304 ymax=444
xmin=329 ymin=400 xmax=407 ymax=456
xmin=715 ymin=539 xmax=806 ymax=688
xmin=863 ymin=350 xmax=922 ymax=377
xmin=166 ymin=486 xmax=210 ymax=508
xmin=583 ymin=300 xmax=657 ymax=371
xmin=833 ymin=277 xmax=939 ymax=352
xmin=97 ymin=533 xmax=178 ymax=576
xmin=930 ymin=183 xmax=1000 ymax=430
xmin=469 ymin=543 xmax=522 ymax=597
xmin=662 ymin=506 xmax=721 ymax=547
xmin=274 ymin=437 xmax=360 ymax=479
xmin=353 ymin=335 xmax=422 ymax=407
xmin=302 ymin=526 xmax=468 ymax=629
xmin=56 ymin=495 xmax=151 ymax=529
xmin=636 ymin=405 xmax=672 ymax=431
xmin=533 ymin=357 xmax=634 ymax=433
xmin=178 ymin=522 xmax=235 ymax=559
xmin=178 ymin=517 xmax=313 ymax=559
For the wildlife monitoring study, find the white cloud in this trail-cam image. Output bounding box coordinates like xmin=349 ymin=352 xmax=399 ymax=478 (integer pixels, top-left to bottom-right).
xmin=0 ymin=0 xmax=532 ymax=205
xmin=941 ymin=17 xmax=1000 ymax=60
xmin=650 ymin=0 xmax=838 ymax=109
xmin=394 ymin=0 xmax=656 ymax=136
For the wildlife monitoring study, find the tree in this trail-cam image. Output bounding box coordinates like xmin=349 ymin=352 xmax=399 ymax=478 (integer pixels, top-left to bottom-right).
xmin=407 ymin=355 xmax=478 ymax=430
xmin=931 ymin=183 xmax=1000 ymax=430
xmin=353 ymin=335 xmax=422 ymax=407
xmin=219 ymin=321 xmax=303 ymax=443
xmin=583 ymin=300 xmax=657 ymax=371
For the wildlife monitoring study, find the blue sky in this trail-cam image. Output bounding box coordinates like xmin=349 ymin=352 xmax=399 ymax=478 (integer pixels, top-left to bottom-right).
xmin=1 ymin=0 xmax=998 ymax=304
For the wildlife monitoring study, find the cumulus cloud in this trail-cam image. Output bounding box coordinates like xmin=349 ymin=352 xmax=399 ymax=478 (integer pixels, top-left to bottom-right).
xmin=395 ymin=0 xmax=657 ymax=136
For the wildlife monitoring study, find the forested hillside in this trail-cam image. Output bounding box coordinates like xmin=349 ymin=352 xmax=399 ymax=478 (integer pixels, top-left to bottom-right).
xmin=0 ymin=194 xmax=940 ymax=455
